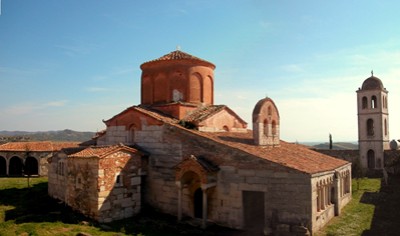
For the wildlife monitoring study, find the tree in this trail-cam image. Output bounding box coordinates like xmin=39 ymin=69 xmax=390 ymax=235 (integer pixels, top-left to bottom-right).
xmin=352 ymin=156 xmax=364 ymax=190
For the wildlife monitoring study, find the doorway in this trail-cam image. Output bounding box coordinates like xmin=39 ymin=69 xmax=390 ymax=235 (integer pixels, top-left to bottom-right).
xmin=243 ymin=191 xmax=265 ymax=234
xmin=194 ymin=188 xmax=203 ymax=218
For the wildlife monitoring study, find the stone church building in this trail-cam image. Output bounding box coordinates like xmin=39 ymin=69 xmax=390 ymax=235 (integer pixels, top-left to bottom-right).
xmin=48 ymin=50 xmax=352 ymax=235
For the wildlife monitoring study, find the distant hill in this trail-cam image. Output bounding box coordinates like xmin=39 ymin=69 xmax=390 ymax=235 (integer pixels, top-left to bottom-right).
xmin=312 ymin=142 xmax=358 ymax=150
xmin=0 ymin=129 xmax=95 ymax=142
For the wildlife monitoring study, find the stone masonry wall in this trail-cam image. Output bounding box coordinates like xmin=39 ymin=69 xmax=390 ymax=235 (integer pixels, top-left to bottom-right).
xmin=134 ymin=123 xmax=314 ymax=230
xmin=66 ymin=157 xmax=99 ymax=219
xmin=48 ymin=153 xmax=68 ymax=202
xmin=104 ymin=126 xmax=129 ymax=145
xmin=97 ymin=151 xmax=142 ymax=222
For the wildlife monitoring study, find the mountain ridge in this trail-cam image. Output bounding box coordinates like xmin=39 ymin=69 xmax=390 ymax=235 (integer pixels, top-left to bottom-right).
xmin=0 ymin=129 xmax=95 ymax=142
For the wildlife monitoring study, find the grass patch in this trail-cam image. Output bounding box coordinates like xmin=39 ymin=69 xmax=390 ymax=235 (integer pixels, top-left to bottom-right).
xmin=2 ymin=177 xmax=399 ymax=236
xmin=0 ymin=177 xmax=236 ymax=236
xmin=317 ymin=176 xmax=400 ymax=236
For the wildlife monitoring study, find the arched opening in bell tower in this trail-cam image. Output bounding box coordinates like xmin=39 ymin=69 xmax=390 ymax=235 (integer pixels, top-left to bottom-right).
xmin=362 ymin=96 xmax=368 ymax=109
xmin=371 ymin=96 xmax=377 ymax=109
xmin=367 ymin=149 xmax=375 ymax=169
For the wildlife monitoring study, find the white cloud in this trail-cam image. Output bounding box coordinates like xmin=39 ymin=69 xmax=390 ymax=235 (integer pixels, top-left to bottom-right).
xmin=4 ymin=100 xmax=68 ymax=115
xmin=55 ymin=41 xmax=98 ymax=57
xmin=87 ymin=87 xmax=109 ymax=92
xmin=281 ymin=64 xmax=305 ymax=73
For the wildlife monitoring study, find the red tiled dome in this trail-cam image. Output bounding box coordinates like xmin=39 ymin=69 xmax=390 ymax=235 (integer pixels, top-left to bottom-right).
xmin=140 ymin=50 xmax=215 ymax=69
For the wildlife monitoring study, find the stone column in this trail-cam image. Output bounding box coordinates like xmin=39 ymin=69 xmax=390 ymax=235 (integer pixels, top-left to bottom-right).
xmin=6 ymin=157 xmax=9 ymax=176
xmin=200 ymin=182 xmax=216 ymax=229
xmin=333 ymin=172 xmax=340 ymax=216
xmin=175 ymin=181 xmax=182 ymax=221
xmin=202 ymin=188 xmax=207 ymax=229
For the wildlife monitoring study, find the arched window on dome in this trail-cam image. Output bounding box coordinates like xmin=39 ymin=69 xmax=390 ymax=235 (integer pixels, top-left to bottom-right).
xmin=371 ymin=96 xmax=377 ymax=109
xmin=223 ymin=125 xmax=229 ymax=131
xmin=268 ymin=106 xmax=272 ymax=116
xmin=367 ymin=119 xmax=374 ymax=136
xmin=272 ymin=120 xmax=277 ymax=136
xmin=362 ymin=97 xmax=368 ymax=109
xmin=263 ymin=119 xmax=268 ymax=136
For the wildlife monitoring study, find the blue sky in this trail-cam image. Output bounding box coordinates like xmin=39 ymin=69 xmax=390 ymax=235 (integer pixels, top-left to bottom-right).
xmin=1 ymin=0 xmax=400 ymax=142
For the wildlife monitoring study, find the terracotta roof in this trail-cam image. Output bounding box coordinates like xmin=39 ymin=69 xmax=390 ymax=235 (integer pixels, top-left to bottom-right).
xmin=197 ymin=131 xmax=349 ymax=174
xmin=68 ymin=144 xmax=139 ymax=158
xmin=0 ymin=141 xmax=81 ymax=152
xmin=103 ymin=105 xmax=179 ymax=126
xmin=182 ymin=105 xmax=226 ymax=123
xmin=140 ymin=50 xmax=215 ymax=69
xmin=105 ymin=106 xmax=349 ymax=174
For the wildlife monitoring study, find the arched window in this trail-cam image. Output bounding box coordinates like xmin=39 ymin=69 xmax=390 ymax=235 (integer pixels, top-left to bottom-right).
xmin=367 ymin=119 xmax=374 ymax=136
xmin=268 ymin=106 xmax=272 ymax=116
xmin=129 ymin=124 xmax=136 ymax=144
xmin=371 ymin=96 xmax=377 ymax=109
xmin=362 ymin=96 xmax=368 ymax=109
xmin=272 ymin=120 xmax=277 ymax=135
xmin=263 ymin=119 xmax=268 ymax=136
xmin=223 ymin=125 xmax=229 ymax=131
xmin=76 ymin=173 xmax=83 ymax=189
xmin=367 ymin=149 xmax=375 ymax=169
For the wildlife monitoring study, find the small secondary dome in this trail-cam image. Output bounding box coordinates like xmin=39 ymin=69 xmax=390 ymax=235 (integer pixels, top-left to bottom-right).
xmin=361 ymin=75 xmax=384 ymax=90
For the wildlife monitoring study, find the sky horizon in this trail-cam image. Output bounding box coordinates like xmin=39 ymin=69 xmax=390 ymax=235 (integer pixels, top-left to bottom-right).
xmin=1 ymin=1 xmax=400 ymax=142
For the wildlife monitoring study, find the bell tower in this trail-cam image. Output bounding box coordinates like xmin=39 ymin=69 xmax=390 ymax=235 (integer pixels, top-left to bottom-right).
xmin=252 ymin=97 xmax=280 ymax=146
xmin=357 ymin=72 xmax=389 ymax=171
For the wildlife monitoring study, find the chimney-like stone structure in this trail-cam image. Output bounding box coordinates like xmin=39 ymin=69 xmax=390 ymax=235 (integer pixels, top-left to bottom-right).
xmin=252 ymin=97 xmax=280 ymax=146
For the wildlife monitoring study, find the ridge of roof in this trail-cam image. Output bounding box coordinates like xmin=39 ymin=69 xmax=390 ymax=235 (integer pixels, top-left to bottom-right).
xmin=140 ymin=50 xmax=215 ymax=69
xmin=68 ymin=144 xmax=139 ymax=158
xmin=103 ymin=105 xmax=179 ymax=125
xmin=0 ymin=141 xmax=81 ymax=152
xmin=182 ymin=105 xmax=226 ymax=123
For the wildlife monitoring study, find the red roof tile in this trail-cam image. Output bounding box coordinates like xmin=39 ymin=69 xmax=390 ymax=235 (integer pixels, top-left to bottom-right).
xmin=182 ymin=105 xmax=225 ymax=123
xmin=103 ymin=105 xmax=179 ymax=126
xmin=68 ymin=144 xmax=139 ymax=158
xmin=140 ymin=50 xmax=215 ymax=69
xmin=198 ymin=131 xmax=349 ymax=174
xmin=107 ymin=106 xmax=349 ymax=174
xmin=0 ymin=141 xmax=81 ymax=152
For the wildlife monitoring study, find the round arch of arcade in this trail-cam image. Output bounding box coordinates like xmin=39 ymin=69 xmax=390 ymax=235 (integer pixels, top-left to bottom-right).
xmin=0 ymin=154 xmax=39 ymax=176
xmin=175 ymin=155 xmax=218 ymax=229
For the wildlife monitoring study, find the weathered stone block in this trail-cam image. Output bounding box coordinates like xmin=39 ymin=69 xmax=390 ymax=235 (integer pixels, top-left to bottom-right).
xmin=131 ymin=176 xmax=141 ymax=186
xmin=238 ymin=169 xmax=255 ymax=177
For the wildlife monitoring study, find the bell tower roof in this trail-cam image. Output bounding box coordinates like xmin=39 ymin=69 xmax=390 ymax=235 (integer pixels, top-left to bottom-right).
xmin=361 ymin=72 xmax=384 ymax=91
